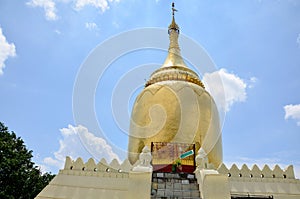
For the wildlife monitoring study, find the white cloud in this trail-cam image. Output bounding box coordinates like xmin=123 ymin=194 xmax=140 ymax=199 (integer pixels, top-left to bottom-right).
xmin=27 ymin=0 xmax=120 ymax=20
xmin=248 ymin=76 xmax=257 ymax=88
xmin=112 ymin=21 xmax=120 ymax=29
xmin=75 ymin=0 xmax=119 ymax=12
xmin=43 ymin=125 xmax=120 ymax=170
xmin=35 ymin=163 xmax=51 ymax=174
xmin=26 ymin=0 xmax=58 ymax=21
xmin=0 ymin=28 xmax=16 ymax=75
xmin=297 ymin=33 xmax=300 ymax=47
xmin=203 ymin=68 xmax=253 ymax=112
xmin=85 ymin=22 xmax=99 ymax=31
xmin=284 ymin=104 xmax=300 ymax=126
xmin=44 ymin=157 xmax=63 ymax=168
xmin=54 ymin=29 xmax=61 ymax=34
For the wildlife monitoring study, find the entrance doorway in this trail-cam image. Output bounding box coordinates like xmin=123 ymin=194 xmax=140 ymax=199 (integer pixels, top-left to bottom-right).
xmin=151 ymin=142 xmax=196 ymax=173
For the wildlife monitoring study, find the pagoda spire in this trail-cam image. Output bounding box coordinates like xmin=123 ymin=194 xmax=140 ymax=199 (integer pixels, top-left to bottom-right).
xmin=162 ymin=2 xmax=187 ymax=68
xmin=169 ymin=2 xmax=179 ymax=33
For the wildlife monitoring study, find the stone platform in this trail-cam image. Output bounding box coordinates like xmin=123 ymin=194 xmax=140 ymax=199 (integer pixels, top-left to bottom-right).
xmin=151 ymin=172 xmax=201 ymax=199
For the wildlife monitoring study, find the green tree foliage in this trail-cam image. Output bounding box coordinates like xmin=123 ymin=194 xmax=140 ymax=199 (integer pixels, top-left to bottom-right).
xmin=0 ymin=122 xmax=55 ymax=199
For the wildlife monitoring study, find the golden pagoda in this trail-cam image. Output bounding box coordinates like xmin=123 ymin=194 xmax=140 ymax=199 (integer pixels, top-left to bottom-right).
xmin=36 ymin=4 xmax=300 ymax=199
xmin=127 ymin=3 xmax=222 ymax=170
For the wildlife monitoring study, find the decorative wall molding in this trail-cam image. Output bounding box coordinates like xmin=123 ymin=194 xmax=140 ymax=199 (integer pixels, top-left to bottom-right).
xmin=218 ymin=163 xmax=296 ymax=180
xmin=36 ymin=156 xmax=153 ymax=199
xmin=61 ymin=156 xmax=133 ymax=177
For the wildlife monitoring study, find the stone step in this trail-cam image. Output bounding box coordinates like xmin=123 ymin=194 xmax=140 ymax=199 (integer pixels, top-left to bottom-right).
xmin=152 ymin=182 xmax=199 ymax=190
xmin=155 ymin=189 xmax=200 ymax=197
xmin=151 ymin=196 xmax=201 ymax=198
xmin=153 ymin=173 xmax=196 ymax=180
xmin=151 ymin=172 xmax=201 ymax=199
xmin=151 ymin=196 xmax=201 ymax=199
xmin=152 ymin=178 xmax=197 ymax=184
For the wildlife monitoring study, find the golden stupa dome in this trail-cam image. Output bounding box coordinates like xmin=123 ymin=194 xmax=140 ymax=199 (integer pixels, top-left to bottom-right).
xmin=128 ymin=5 xmax=222 ymax=169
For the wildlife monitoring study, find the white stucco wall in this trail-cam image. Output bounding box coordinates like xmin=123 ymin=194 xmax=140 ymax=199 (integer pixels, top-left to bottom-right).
xmin=35 ymin=157 xmax=152 ymax=199
xmin=218 ymin=163 xmax=300 ymax=199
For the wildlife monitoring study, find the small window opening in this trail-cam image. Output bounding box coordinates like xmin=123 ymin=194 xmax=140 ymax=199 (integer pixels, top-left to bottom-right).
xmin=261 ymin=174 xmax=264 ymax=178
xmin=283 ymin=174 xmax=287 ymax=179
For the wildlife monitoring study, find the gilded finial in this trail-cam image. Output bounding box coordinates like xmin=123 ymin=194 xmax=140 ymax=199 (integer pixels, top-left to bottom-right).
xmin=172 ymin=2 xmax=178 ymax=16
xmin=169 ymin=2 xmax=179 ymax=33
xmin=144 ymin=2 xmax=205 ymax=88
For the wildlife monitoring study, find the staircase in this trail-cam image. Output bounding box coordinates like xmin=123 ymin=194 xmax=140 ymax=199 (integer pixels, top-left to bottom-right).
xmin=151 ymin=172 xmax=201 ymax=199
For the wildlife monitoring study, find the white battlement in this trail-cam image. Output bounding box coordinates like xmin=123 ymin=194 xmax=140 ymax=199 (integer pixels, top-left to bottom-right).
xmin=63 ymin=156 xmax=133 ymax=172
xmin=36 ymin=155 xmax=153 ymax=199
xmin=218 ymin=163 xmax=297 ymax=181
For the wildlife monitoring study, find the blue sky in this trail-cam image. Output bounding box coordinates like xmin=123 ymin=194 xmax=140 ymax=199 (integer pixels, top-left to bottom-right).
xmin=0 ymin=0 xmax=300 ymax=177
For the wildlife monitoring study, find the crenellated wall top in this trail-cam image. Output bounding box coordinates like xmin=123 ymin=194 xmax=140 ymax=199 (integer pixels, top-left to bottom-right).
xmin=218 ymin=163 xmax=296 ymax=180
xmin=62 ymin=156 xmax=134 ymax=175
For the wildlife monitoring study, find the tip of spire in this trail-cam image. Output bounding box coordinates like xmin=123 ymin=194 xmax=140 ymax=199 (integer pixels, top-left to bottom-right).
xmin=169 ymin=2 xmax=179 ymax=33
xmin=172 ymin=2 xmax=178 ymax=16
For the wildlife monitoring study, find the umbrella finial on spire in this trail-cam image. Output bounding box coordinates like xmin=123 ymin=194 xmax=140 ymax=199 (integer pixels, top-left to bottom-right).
xmin=172 ymin=2 xmax=178 ymax=16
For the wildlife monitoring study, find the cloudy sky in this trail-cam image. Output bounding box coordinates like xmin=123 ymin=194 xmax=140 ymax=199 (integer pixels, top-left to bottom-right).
xmin=0 ymin=0 xmax=300 ymax=177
